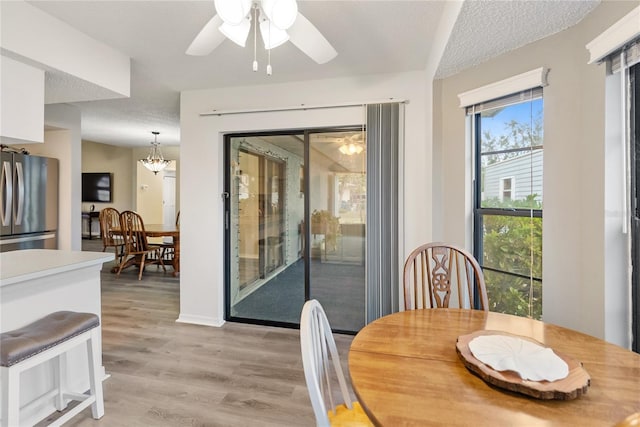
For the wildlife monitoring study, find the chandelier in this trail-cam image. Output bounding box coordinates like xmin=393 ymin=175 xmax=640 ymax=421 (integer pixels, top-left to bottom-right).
xmin=214 ymin=0 xmax=298 ymax=75
xmin=140 ymin=131 xmax=171 ymax=175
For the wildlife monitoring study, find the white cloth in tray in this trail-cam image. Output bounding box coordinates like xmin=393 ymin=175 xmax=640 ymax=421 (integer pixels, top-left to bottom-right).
xmin=468 ymin=334 xmax=569 ymax=382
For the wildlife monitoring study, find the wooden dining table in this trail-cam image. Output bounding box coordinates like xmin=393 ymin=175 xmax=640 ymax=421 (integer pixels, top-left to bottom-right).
xmin=112 ymin=224 xmax=180 ymax=277
xmin=145 ymin=224 xmax=180 ymax=277
xmin=348 ymin=309 xmax=640 ymax=426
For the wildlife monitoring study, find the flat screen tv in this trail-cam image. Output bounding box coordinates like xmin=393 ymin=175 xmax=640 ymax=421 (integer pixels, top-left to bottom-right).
xmin=82 ymin=172 xmax=113 ymax=202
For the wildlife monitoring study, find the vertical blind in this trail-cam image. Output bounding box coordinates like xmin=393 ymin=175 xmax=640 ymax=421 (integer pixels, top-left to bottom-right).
xmin=610 ymin=38 xmax=640 ymax=72
xmin=464 ymin=87 xmax=543 ymax=115
xmin=608 ymin=37 xmax=640 ymax=234
xmin=604 ymin=37 xmax=640 ymax=352
xmin=365 ymin=102 xmax=403 ymax=324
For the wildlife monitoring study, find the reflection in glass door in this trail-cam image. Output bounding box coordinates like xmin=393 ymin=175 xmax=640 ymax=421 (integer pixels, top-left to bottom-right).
xmin=225 ymin=129 xmax=366 ymax=332
xmin=308 ymin=131 xmax=366 ymax=331
xmin=236 ymin=151 xmax=285 ymax=287
xmin=228 ymin=135 xmax=305 ymax=325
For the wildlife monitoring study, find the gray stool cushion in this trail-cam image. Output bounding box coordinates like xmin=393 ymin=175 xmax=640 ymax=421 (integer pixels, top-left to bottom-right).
xmin=0 ymin=311 xmax=99 ymax=367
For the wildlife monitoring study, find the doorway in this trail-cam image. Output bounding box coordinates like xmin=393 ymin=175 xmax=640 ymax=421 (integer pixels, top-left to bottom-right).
xmin=163 ymin=171 xmax=176 ymax=226
xmin=224 ymin=129 xmax=366 ymax=332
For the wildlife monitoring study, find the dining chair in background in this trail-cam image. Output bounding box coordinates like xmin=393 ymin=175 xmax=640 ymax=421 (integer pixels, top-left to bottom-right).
xmin=98 ymin=207 xmax=124 ymax=264
xmin=159 ymin=210 xmax=180 ymax=265
xmin=300 ymin=299 xmax=373 ymax=427
xmin=403 ymin=242 xmax=488 ymax=311
xmin=117 ymin=210 xmax=165 ymax=280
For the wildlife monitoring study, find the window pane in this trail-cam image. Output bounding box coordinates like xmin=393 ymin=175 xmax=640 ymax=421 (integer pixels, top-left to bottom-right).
xmin=480 ymin=214 xmax=542 ymax=278
xmin=309 ymin=130 xmax=366 ymax=332
xmin=484 ymin=269 xmax=542 ymax=320
xmin=480 ymin=99 xmax=543 ymax=153
xmin=479 ymin=98 xmax=543 ymax=209
xmin=475 ymin=95 xmax=543 ymax=320
xmin=480 ymin=149 xmax=543 ymax=208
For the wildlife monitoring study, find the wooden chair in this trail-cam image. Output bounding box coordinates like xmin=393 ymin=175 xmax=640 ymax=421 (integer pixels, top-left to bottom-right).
xmin=158 ymin=210 xmax=180 ymax=266
xmin=116 ymin=210 xmax=165 ymax=280
xmin=403 ymin=242 xmax=488 ymax=311
xmin=300 ymin=299 xmax=373 ymax=427
xmin=616 ymin=413 xmax=640 ymax=427
xmin=99 ymin=207 xmax=124 ymax=264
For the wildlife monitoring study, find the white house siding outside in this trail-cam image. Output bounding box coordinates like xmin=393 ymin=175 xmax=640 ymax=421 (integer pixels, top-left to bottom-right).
xmin=483 ymin=150 xmax=543 ymax=202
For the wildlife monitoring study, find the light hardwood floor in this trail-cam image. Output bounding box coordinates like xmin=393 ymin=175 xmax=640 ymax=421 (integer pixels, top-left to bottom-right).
xmin=39 ymin=242 xmax=354 ymax=426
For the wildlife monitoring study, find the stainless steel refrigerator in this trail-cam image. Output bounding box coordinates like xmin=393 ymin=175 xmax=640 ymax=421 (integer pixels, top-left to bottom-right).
xmin=1 ymin=151 xmax=58 ymax=252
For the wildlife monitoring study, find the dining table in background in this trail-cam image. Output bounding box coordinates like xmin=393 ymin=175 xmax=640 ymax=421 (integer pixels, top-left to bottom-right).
xmin=348 ymin=309 xmax=640 ymax=426
xmin=143 ymin=224 xmax=180 ymax=277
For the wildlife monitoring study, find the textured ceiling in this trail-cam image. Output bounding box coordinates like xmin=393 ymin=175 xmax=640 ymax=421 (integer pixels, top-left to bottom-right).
xmin=435 ymin=0 xmax=600 ymax=79
xmin=21 ymin=0 xmax=601 ymax=148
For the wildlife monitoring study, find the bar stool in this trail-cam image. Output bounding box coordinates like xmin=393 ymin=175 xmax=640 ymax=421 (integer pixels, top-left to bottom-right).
xmin=0 ymin=311 xmax=104 ymax=427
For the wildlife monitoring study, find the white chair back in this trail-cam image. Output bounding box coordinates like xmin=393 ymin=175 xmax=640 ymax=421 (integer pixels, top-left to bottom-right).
xmin=300 ymin=299 xmax=353 ymax=427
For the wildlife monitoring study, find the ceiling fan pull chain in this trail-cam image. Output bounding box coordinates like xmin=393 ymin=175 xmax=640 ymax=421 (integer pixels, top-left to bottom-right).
xmin=267 ymin=21 xmax=273 ymax=75
xmin=252 ymin=4 xmax=258 ymax=72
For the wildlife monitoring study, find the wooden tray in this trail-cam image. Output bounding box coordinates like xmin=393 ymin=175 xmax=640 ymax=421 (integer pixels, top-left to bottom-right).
xmin=456 ymin=330 xmax=590 ymax=400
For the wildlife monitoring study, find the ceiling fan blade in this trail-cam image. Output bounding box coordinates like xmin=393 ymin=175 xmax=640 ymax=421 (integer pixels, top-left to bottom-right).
xmin=186 ymin=14 xmax=225 ymax=56
xmin=288 ymin=12 xmax=337 ymax=64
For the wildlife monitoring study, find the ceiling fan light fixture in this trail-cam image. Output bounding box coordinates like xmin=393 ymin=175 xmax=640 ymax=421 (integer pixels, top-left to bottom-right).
xmin=261 ymin=0 xmax=298 ymax=30
xmin=186 ymin=0 xmax=337 ymax=68
xmin=140 ymin=132 xmax=171 ymax=175
xmin=214 ymin=0 xmax=252 ymax=25
xmin=339 ymin=143 xmax=364 ymax=156
xmin=259 ymin=19 xmax=289 ymax=49
xmin=219 ymin=17 xmax=251 ymax=47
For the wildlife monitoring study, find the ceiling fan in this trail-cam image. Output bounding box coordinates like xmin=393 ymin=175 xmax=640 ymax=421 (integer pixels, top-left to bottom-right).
xmin=186 ymin=0 xmax=337 ymax=74
xmin=312 ymin=132 xmax=365 ymax=155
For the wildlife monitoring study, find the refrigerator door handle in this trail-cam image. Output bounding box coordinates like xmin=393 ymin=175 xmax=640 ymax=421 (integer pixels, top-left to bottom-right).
xmin=15 ymin=161 xmax=24 ymax=226
xmin=1 ymin=160 xmax=12 ymax=226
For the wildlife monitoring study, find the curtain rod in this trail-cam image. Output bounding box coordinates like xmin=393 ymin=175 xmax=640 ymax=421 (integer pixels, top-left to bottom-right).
xmin=199 ymin=98 xmax=409 ymax=117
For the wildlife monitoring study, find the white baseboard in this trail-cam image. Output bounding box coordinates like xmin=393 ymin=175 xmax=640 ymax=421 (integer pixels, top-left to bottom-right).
xmin=176 ymin=314 xmax=225 ymax=327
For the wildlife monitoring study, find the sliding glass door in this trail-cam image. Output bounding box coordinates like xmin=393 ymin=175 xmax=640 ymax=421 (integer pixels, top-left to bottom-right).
xmin=308 ymin=131 xmax=366 ymax=331
xmin=226 ymin=134 xmax=305 ymax=325
xmin=225 ymin=129 xmax=366 ymax=332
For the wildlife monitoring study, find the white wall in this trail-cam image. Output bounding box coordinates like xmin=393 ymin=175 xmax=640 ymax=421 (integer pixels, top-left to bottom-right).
xmin=428 ymin=0 xmax=465 ymax=244
xmin=0 ymin=57 xmax=44 ymax=143
xmin=179 ymin=72 xmax=428 ymax=326
xmin=82 ymin=140 xmax=135 ymax=213
xmin=433 ymin=0 xmax=636 ymax=346
xmin=1 ymin=0 xmax=129 ymax=102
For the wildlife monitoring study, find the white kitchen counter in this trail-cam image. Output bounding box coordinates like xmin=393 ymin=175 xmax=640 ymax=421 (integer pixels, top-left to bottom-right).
xmin=0 ymin=249 xmax=112 ymax=425
xmin=1 ymin=249 xmax=112 ymax=287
